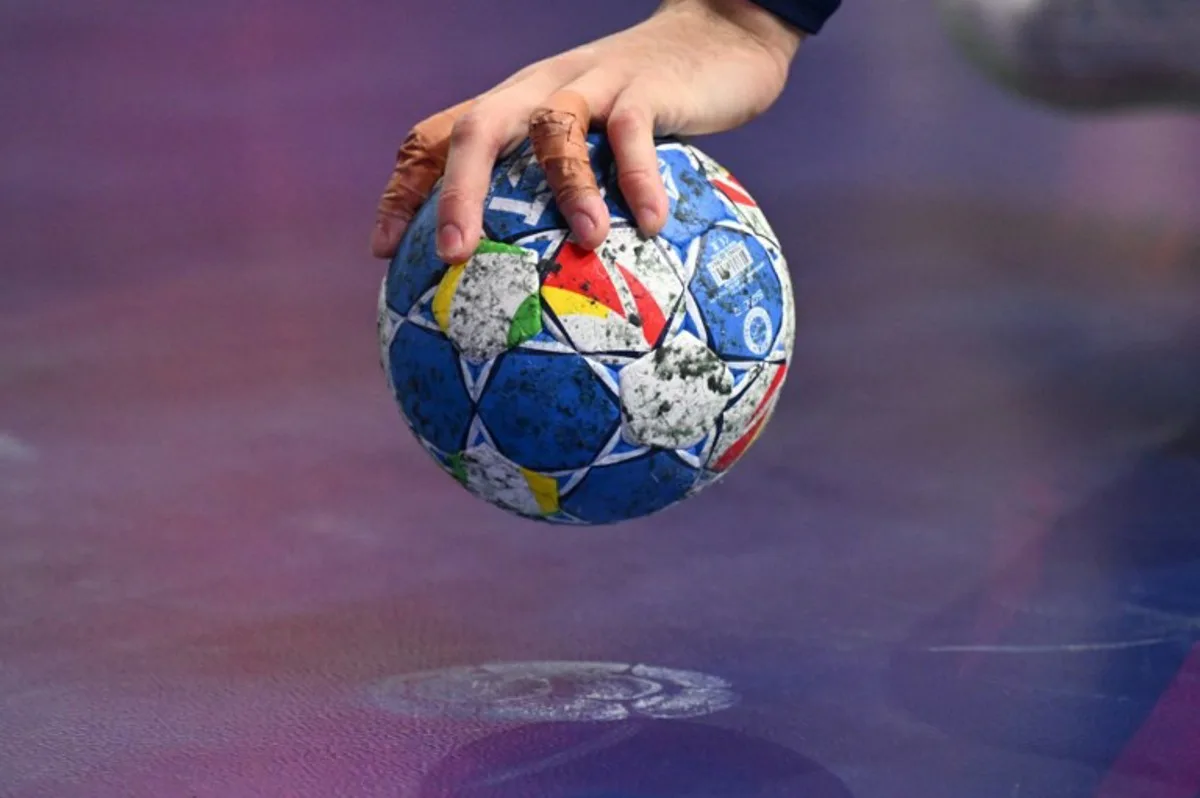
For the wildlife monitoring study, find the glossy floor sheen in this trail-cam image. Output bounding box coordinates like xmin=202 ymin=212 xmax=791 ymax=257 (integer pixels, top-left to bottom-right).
xmin=2 ymin=2 xmax=1200 ymax=796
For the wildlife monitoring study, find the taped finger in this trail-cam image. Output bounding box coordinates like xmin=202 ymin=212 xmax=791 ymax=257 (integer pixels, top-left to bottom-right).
xmin=529 ymin=89 xmax=606 ymax=248
xmin=371 ymin=98 xmax=474 ymax=258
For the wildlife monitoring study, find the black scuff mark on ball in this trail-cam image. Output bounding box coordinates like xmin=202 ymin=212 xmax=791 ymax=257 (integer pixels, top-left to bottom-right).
xmin=659 ymin=346 xmax=729 ymax=388
xmin=670 ymin=167 xmax=712 ymax=228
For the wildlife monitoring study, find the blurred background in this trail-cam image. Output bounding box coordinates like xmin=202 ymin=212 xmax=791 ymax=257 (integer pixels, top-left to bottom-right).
xmin=2 ymin=1 xmax=1199 ymax=796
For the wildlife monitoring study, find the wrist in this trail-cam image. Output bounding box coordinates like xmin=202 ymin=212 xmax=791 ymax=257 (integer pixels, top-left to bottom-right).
xmin=660 ymin=0 xmax=805 ymax=69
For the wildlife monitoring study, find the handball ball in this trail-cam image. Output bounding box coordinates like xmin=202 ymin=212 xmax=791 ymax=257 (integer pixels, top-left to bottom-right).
xmin=378 ymin=134 xmax=793 ymax=525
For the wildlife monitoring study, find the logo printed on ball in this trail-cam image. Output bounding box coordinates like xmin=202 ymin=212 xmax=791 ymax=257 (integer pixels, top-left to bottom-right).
xmin=743 ymin=306 xmax=773 ymax=356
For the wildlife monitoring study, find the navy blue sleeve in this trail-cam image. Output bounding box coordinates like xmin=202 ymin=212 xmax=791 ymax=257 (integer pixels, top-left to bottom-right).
xmin=749 ymin=0 xmax=841 ymax=34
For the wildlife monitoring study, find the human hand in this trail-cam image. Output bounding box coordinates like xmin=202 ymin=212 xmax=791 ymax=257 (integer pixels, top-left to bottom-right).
xmin=370 ymin=0 xmax=803 ymax=262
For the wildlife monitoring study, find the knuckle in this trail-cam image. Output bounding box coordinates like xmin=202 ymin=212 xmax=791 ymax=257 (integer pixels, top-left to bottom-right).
xmin=555 ymin=183 xmax=602 ymax=210
xmin=449 ymin=110 xmax=491 ymax=147
xmin=607 ymin=104 xmax=649 ymax=137
xmin=395 ymin=125 xmax=424 ymax=159
xmin=379 ymin=175 xmax=424 ymax=214
xmin=544 ymin=164 xmax=597 ymax=194
xmin=617 ymin=164 xmax=659 ymax=185
xmin=437 ymin=179 xmax=487 ymax=217
xmin=504 ymin=59 xmax=548 ymax=85
xmin=436 ymin=184 xmax=473 ymax=210
xmin=377 ymin=193 xmax=416 ymax=220
xmin=617 ymin=167 xmax=660 ymax=198
xmin=561 ymin=46 xmax=601 ymax=71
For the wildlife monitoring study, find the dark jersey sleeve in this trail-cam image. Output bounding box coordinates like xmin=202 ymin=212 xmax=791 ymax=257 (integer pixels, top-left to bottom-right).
xmin=749 ymin=0 xmax=841 ymax=34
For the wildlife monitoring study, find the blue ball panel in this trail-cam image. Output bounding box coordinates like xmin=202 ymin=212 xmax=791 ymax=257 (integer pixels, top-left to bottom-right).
xmin=689 ymin=226 xmax=784 ymax=361
xmin=592 ymin=134 xmax=636 ymax=223
xmin=386 ymin=196 xmax=449 ymax=315
xmin=388 ymin=322 xmax=473 ymax=454
xmin=562 ymin=451 xmax=699 ymax=524
xmin=477 ymin=350 xmax=619 ymax=472
xmin=655 ymin=145 xmax=735 ymax=255
xmin=484 ymin=135 xmax=632 ymax=243
xmin=483 ymin=141 xmax=559 ymax=242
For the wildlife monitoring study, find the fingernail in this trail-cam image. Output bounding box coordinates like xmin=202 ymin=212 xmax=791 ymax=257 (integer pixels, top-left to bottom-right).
xmin=637 ymin=205 xmax=660 ymax=232
xmin=570 ymin=212 xmax=597 ymax=243
xmin=371 ymin=216 xmax=403 ymax=258
xmin=436 ymin=223 xmax=463 ymax=260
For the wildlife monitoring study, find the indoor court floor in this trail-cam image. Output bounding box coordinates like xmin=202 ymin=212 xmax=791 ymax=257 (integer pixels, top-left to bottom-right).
xmin=2 ymin=1 xmax=1200 ymax=796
